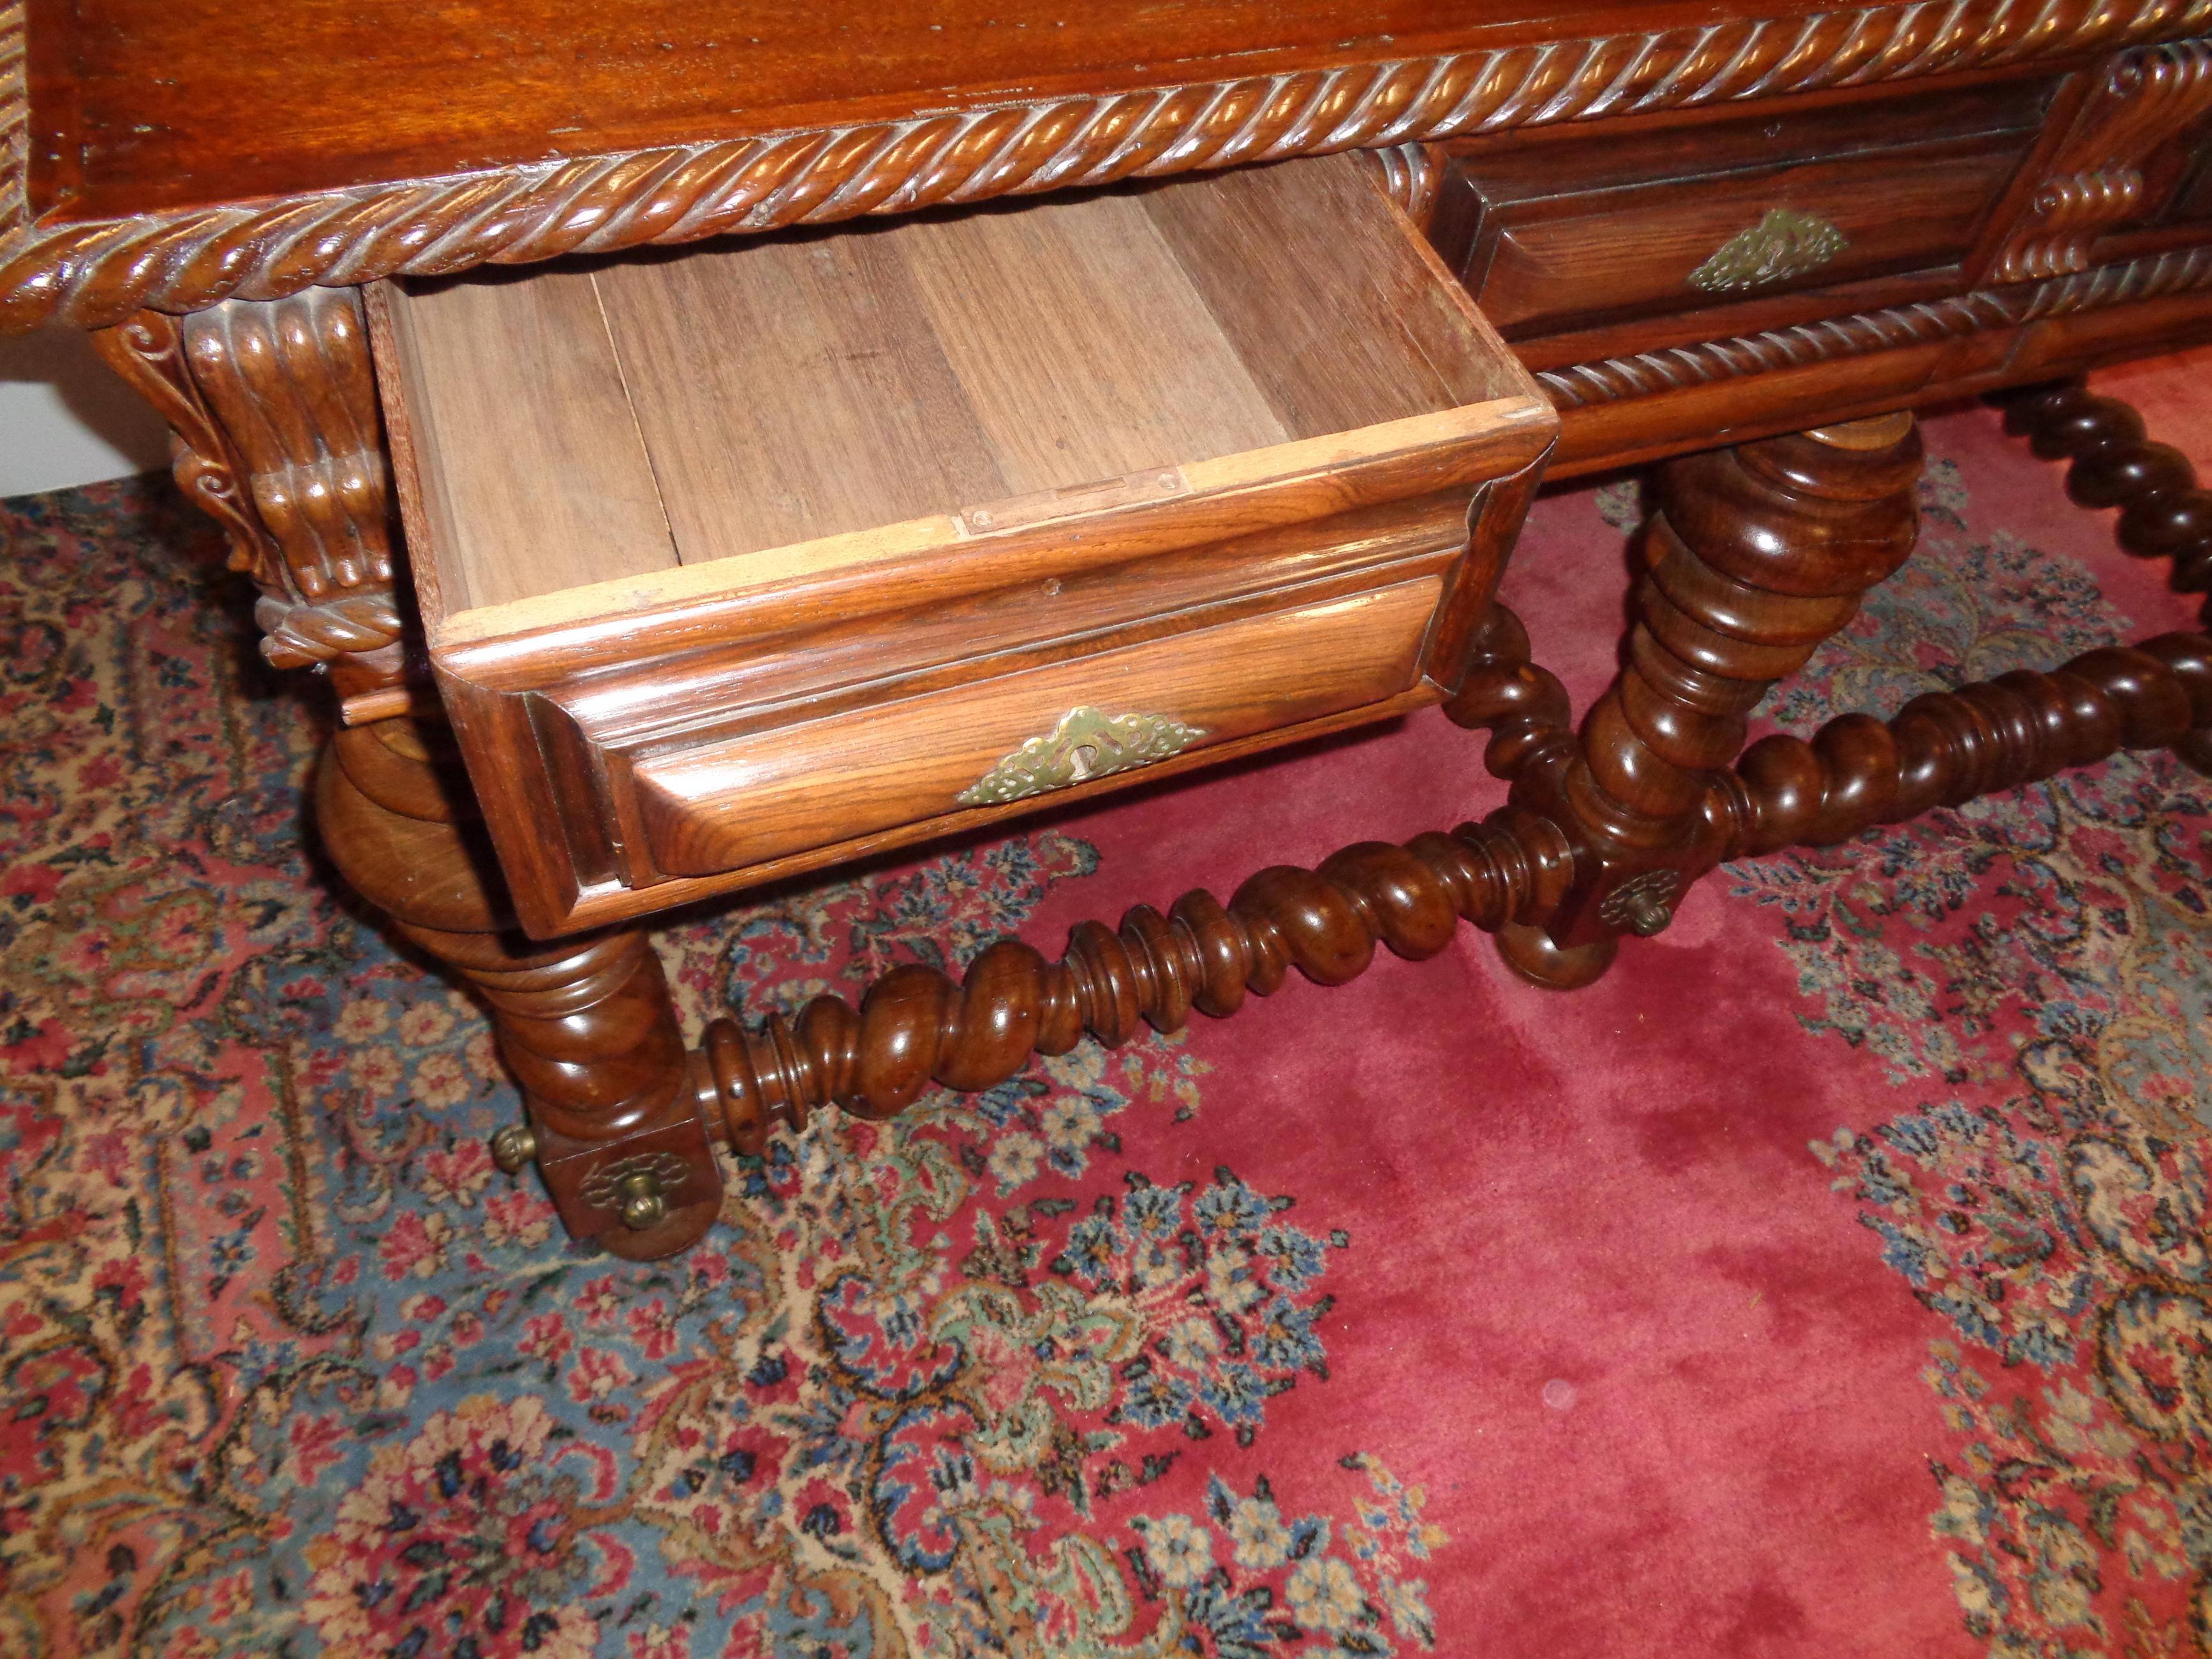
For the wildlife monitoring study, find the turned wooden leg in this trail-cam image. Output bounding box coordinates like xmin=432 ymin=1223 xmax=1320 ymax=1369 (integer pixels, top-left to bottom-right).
xmin=96 ymin=291 xmax=724 ymax=1257
xmin=1454 ymin=413 xmax=1926 ymax=985
xmin=1718 ymin=632 xmax=2212 ymax=848
xmin=1998 ymin=376 xmax=2212 ymax=643
xmin=317 ymin=718 xmax=724 ymax=1256
xmin=680 ymin=604 xmax=1576 ymax=1148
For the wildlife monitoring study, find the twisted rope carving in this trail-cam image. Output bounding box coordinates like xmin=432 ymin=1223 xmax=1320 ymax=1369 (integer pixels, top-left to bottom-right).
xmin=1600 ymin=420 xmax=1927 ymax=825
xmin=254 ymin=589 xmax=406 ymax=669
xmin=1 ymin=3 xmax=24 ymax=253
xmin=2000 ymin=377 xmax=2212 ymax=617
xmin=697 ymin=607 xmax=1576 ymax=1152
xmin=1719 ymin=633 xmax=2212 ymax=853
xmin=6 ymin=0 xmax=2207 ymax=329
xmin=1539 ymin=245 xmax=2212 ymax=409
xmin=2020 ymin=244 xmax=2212 ymax=316
xmin=703 ymin=828 xmax=1561 ymax=1151
xmin=1540 ymin=293 xmax=2021 ymax=407
xmin=1440 ymin=604 xmax=1580 ymax=782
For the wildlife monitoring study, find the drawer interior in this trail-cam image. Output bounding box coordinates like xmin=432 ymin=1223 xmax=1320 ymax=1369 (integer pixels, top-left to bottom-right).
xmin=375 ymin=151 xmax=1536 ymax=636
xmin=366 ymin=152 xmax=1555 ymax=934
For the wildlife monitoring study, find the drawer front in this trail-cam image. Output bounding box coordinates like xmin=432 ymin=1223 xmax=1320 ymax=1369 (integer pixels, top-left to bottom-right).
xmin=1431 ymin=78 xmax=2055 ymax=341
xmin=629 ymin=577 xmax=1443 ymax=879
xmin=1474 ymin=143 xmax=2027 ymax=336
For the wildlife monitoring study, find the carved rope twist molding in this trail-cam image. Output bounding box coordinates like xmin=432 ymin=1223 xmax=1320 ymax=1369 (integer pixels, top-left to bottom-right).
xmin=254 ymin=590 xmax=406 ymax=670
xmin=1537 ymin=245 xmax=2212 ymax=406
xmin=4 ymin=0 xmax=2210 ymax=329
xmin=0 ymin=3 xmax=22 ymax=254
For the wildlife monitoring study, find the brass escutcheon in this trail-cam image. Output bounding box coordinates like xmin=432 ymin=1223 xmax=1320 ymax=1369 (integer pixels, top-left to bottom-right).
xmin=1688 ymin=208 xmax=1847 ymax=293
xmin=958 ymin=706 xmax=1205 ymax=807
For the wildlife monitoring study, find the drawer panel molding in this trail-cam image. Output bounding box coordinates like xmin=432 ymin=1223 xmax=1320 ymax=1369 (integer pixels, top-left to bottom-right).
xmin=1538 ymin=243 xmax=2212 ymax=412
xmin=630 ymin=579 xmax=1444 ymax=880
xmin=1436 ymin=77 xmax=2056 ymax=338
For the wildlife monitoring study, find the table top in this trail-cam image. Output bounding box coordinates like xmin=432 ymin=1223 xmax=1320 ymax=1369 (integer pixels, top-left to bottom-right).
xmin=29 ymin=1 xmax=1702 ymax=221
xmin=5 ymin=0 xmax=2209 ymax=331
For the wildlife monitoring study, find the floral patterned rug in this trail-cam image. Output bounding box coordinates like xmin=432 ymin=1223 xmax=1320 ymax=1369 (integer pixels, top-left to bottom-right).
xmin=1 ymin=384 xmax=2207 ymax=1658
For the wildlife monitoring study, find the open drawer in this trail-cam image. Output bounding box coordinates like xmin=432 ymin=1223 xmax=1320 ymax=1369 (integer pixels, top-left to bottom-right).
xmin=368 ymin=151 xmax=1556 ymax=937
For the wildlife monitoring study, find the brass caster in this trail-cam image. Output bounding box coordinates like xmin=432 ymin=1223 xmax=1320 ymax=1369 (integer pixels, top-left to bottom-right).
xmin=616 ymin=1169 xmax=667 ymax=1231
xmin=1598 ymin=870 xmax=1680 ymax=939
xmin=489 ymin=1121 xmax=538 ymax=1175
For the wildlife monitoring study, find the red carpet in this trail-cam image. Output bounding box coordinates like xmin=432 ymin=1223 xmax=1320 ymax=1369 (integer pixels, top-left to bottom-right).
xmin=3 ymin=375 xmax=2208 ymax=1657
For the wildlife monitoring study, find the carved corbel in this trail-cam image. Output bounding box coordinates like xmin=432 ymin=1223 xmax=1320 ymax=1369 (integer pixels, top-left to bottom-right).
xmin=94 ymin=289 xmax=415 ymax=714
xmin=1997 ymin=40 xmax=2212 ymax=281
xmin=91 ymin=311 xmax=285 ymax=591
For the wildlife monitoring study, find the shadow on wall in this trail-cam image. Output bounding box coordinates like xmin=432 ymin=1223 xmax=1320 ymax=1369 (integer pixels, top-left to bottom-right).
xmin=0 ymin=328 xmax=172 ymax=499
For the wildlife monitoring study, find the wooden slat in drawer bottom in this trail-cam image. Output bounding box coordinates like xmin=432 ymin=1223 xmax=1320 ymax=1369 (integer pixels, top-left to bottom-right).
xmin=631 ymin=576 xmax=1444 ymax=879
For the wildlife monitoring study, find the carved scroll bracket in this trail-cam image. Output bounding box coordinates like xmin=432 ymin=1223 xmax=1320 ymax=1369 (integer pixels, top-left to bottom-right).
xmin=1998 ymin=38 xmax=2212 ymax=281
xmin=91 ymin=311 xmax=283 ymax=593
xmin=93 ymin=290 xmax=410 ymax=701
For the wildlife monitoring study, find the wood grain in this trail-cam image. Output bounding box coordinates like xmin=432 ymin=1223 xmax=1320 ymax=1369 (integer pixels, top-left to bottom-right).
xmin=590 ymin=229 xmax=1009 ymax=567
xmin=634 ymin=577 xmax=1441 ymax=875
xmin=390 ymin=153 xmax=1525 ymax=618
xmin=1144 ymin=158 xmax=1506 ymax=435
xmin=383 ymin=269 xmax=675 ymax=611
xmin=898 ymin=193 xmax=1286 ymax=489
xmin=13 ymin=0 xmax=2210 ymax=339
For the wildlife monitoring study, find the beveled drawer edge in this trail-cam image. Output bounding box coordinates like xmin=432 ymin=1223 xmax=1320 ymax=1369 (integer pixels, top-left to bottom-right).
xmin=628 ymin=576 xmax=1446 ymax=879
xmin=425 ymin=395 xmax=1554 ymax=660
xmin=533 ymin=686 xmax=1445 ymax=936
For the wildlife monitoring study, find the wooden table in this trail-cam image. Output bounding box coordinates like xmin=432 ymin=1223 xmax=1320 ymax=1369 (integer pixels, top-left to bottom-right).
xmin=8 ymin=0 xmax=2212 ymax=1257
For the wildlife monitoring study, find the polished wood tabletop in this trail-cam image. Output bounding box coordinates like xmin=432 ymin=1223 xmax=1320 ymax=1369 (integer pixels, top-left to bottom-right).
xmin=30 ymin=0 xmax=1736 ymax=216
xmin=9 ymin=0 xmax=2212 ymax=329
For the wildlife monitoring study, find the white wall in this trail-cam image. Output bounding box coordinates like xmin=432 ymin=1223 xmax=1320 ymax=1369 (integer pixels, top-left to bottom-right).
xmin=0 ymin=328 xmax=172 ymax=498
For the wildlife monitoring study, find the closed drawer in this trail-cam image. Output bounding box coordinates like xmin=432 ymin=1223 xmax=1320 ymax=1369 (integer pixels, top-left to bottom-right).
xmin=369 ymin=152 xmax=1555 ymax=937
xmin=1430 ymin=78 xmax=2056 ymax=339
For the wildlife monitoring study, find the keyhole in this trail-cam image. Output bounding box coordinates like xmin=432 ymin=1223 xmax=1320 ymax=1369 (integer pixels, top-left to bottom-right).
xmin=1067 ymin=743 xmax=1099 ymax=779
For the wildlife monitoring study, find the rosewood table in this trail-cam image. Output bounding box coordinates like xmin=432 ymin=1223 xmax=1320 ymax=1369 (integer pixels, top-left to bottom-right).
xmin=7 ymin=0 xmax=2212 ymax=1259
